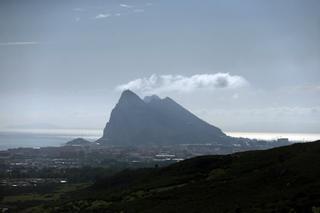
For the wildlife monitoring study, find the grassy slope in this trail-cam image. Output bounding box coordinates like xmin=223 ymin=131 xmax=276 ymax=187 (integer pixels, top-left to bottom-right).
xmin=29 ymin=141 xmax=320 ymax=212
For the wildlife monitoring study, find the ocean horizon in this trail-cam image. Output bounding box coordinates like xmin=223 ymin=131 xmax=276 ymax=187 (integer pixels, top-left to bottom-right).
xmin=0 ymin=128 xmax=319 ymax=151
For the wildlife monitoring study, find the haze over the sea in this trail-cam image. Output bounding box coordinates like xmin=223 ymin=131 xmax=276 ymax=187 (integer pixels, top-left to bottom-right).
xmin=0 ymin=128 xmax=319 ymax=150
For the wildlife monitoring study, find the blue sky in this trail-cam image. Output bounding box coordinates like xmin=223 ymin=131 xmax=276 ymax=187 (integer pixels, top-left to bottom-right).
xmin=0 ymin=0 xmax=319 ymax=133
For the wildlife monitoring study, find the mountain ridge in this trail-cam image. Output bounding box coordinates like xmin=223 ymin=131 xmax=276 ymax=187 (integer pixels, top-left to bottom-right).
xmin=97 ymin=90 xmax=228 ymax=146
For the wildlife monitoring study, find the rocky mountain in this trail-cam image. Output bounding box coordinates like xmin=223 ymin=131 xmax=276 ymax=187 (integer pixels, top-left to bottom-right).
xmin=97 ymin=90 xmax=230 ymax=146
xmin=65 ymin=138 xmax=92 ymax=146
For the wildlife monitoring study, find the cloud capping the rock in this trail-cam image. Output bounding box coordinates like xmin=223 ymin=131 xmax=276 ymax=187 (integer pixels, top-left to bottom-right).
xmin=116 ymin=73 xmax=248 ymax=94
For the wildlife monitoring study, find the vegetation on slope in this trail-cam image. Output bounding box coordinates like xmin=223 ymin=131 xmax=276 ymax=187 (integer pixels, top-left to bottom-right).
xmin=3 ymin=141 xmax=320 ymax=212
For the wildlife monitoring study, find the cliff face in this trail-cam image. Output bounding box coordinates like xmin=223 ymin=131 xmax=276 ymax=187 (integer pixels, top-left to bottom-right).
xmin=97 ymin=90 xmax=228 ymax=146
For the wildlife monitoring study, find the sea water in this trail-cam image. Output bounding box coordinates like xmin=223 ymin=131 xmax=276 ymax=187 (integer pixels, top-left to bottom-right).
xmin=0 ymin=129 xmax=101 ymax=150
xmin=0 ymin=129 xmax=319 ymax=150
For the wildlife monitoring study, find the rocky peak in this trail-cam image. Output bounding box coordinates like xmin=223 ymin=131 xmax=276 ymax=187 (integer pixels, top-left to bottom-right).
xmin=97 ymin=90 xmax=228 ymax=146
xmin=117 ymin=90 xmax=145 ymax=108
xmin=143 ymin=95 xmax=161 ymax=103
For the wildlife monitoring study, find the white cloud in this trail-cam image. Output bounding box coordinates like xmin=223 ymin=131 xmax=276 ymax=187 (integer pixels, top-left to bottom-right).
xmin=94 ymin=14 xmax=111 ymax=19
xmin=120 ymin=4 xmax=133 ymax=8
xmin=116 ymin=73 xmax=248 ymax=94
xmin=0 ymin=41 xmax=39 ymax=46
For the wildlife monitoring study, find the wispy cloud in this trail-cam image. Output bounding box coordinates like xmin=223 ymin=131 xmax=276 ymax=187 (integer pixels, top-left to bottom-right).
xmin=90 ymin=2 xmax=152 ymax=21
xmin=0 ymin=41 xmax=40 ymax=46
xmin=297 ymin=85 xmax=320 ymax=92
xmin=120 ymin=4 xmax=133 ymax=8
xmin=116 ymin=73 xmax=249 ymax=94
xmin=73 ymin=8 xmax=85 ymax=12
xmin=133 ymin=9 xmax=144 ymax=13
xmin=94 ymin=14 xmax=111 ymax=19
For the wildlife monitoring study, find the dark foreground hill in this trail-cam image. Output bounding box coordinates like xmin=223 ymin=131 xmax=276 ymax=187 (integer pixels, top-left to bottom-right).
xmin=39 ymin=140 xmax=320 ymax=213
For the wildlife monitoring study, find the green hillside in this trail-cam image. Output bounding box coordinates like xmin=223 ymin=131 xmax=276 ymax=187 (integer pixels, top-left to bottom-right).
xmin=17 ymin=141 xmax=320 ymax=212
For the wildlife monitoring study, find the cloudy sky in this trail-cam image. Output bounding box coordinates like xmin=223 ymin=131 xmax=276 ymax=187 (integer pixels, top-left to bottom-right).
xmin=0 ymin=0 xmax=319 ymax=133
